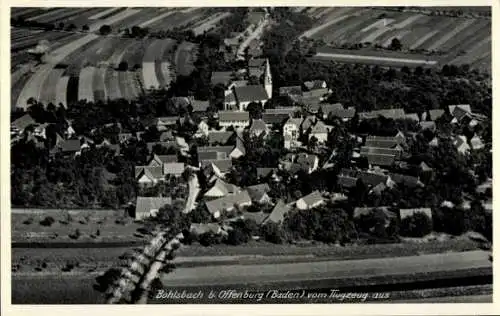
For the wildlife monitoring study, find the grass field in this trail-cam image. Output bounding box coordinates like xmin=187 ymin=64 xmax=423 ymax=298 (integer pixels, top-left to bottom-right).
xmin=302 ymin=7 xmax=491 ymax=72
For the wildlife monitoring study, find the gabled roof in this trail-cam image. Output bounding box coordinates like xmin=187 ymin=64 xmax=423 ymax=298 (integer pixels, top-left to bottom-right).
xmin=197 ymin=145 xmax=234 ymax=155
xmin=241 ymin=211 xmax=268 ymax=226
xmin=399 ymin=208 xmax=432 ymax=220
xmin=219 ymin=111 xmax=250 ymax=122
xmin=135 ymin=166 xmax=163 ymax=179
xmin=191 ymin=99 xmax=210 ymax=112
xmin=304 ymin=80 xmax=326 ymax=90
xmin=448 ymin=104 xmax=471 ymax=115
xmin=266 ymin=107 xmax=300 ymax=115
xmin=337 ymin=175 xmax=358 ymax=188
xmin=235 ymin=133 xmax=246 ymax=155
xmin=205 ymin=178 xmax=240 ymax=197
xmin=419 ymin=121 xmax=436 ymax=131
xmin=361 ymin=146 xmax=401 ymax=158
xmin=156 ymin=116 xmax=178 ymax=125
xmin=208 ymin=131 xmax=234 ymax=145
xmin=419 ymin=161 xmax=432 ymax=172
xmin=405 ymin=113 xmax=420 ymax=122
xmin=234 ymin=85 xmax=269 ymax=103
xmin=135 ymin=197 xmax=172 ymax=218
xmin=390 ymin=173 xmax=421 ymax=188
xmin=428 ymin=109 xmax=445 ymax=121
xmin=285 ymin=117 xmax=303 ymax=127
xmin=163 ymin=162 xmax=185 ymax=175
xmin=301 ymin=116 xmax=317 ymax=131
xmin=263 ymin=200 xmax=292 ymax=224
xmin=11 ymin=114 xmax=36 ymax=131
xmin=205 ymin=190 xmax=252 ymax=214
xmin=257 ymin=167 xmax=277 ymax=178
xmin=297 ymin=190 xmax=324 ymax=208
xmin=201 ymin=159 xmax=233 ymax=173
xmin=247 ymin=183 xmax=271 ymax=202
xmin=249 ymin=119 xmax=268 ymax=133
xmin=198 ymin=151 xmax=227 ymax=160
xmin=262 ymin=113 xmax=290 ymax=125
xmin=359 ymin=108 xmax=406 ymax=120
xmin=151 ymin=154 xmax=177 ymax=164
xmin=327 ymin=107 xmax=356 ymax=119
xmin=453 ymin=135 xmax=469 ymax=151
xmin=340 ymin=169 xmax=389 ymax=187
xmin=366 ymin=153 xmax=396 ymax=167
xmin=279 ymin=86 xmax=303 ymax=96
xmin=310 ymin=121 xmax=328 ymax=134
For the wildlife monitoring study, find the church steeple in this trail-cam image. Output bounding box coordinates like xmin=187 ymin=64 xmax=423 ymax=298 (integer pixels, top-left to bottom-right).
xmin=264 ymin=58 xmax=272 ymax=99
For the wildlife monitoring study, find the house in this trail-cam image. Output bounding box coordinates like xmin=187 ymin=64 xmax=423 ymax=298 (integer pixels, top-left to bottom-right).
xmin=405 ymin=113 xmax=420 ymax=122
xmin=257 ymin=167 xmax=278 ymax=179
xmin=155 ymin=116 xmax=178 ymax=131
xmin=135 ymin=166 xmax=164 ymax=186
xmin=191 ymin=99 xmax=210 ymax=113
xmin=365 ymin=134 xmax=405 ymax=148
xmin=163 ymin=162 xmax=185 ymax=178
xmin=419 ymin=121 xmax=436 ymax=132
xmin=308 ymin=121 xmax=329 ymax=143
xmin=358 ymin=108 xmax=406 ymax=121
xmin=198 ymin=146 xmax=233 ymax=159
xmin=389 ymin=173 xmax=424 ymax=188
xmin=262 ymin=113 xmax=291 ymax=127
xmin=301 ymin=115 xmax=317 ymax=132
xmin=327 ymin=107 xmax=356 ymax=121
xmin=249 ymin=119 xmax=268 ymax=137
xmin=148 ymin=154 xmax=177 ymax=167
xmin=304 ymin=80 xmax=327 ymax=90
xmin=263 ymin=200 xmax=292 ymax=225
xmin=241 ymin=211 xmax=269 ymax=226
xmin=218 ymin=111 xmax=250 ymax=129
xmin=201 ymin=159 xmax=233 ymax=177
xmin=228 ymin=80 xmax=248 ymax=90
xmin=453 ymin=135 xmax=470 ymax=154
xmin=225 ymin=59 xmax=272 ymax=110
xmin=135 ymin=197 xmax=172 ymax=220
xmin=190 ymin=223 xmax=223 ymax=236
xmin=360 ymin=146 xmax=401 ymax=159
xmin=208 ymin=131 xmax=235 ymax=146
xmin=470 ymin=135 xmax=485 ymax=150
xmin=11 ymin=114 xmax=36 ymax=135
xmin=159 ymin=130 xmax=174 ymax=142
xmin=296 ymin=153 xmax=319 ymax=174
xmin=195 ymin=120 xmax=210 ymax=137
xmin=427 ymin=109 xmax=445 ymax=121
xmin=283 ymin=117 xmax=302 ymax=139
xmin=399 ymin=208 xmax=433 ymax=222
xmin=204 ymin=178 xmax=240 ymax=198
xmin=247 ymin=183 xmax=272 ymax=204
xmin=296 ymin=191 xmax=325 ymax=210
xmin=279 ymin=85 xmax=303 ymax=98
xmin=205 ymin=190 xmax=253 ymax=218
xmin=338 ymin=169 xmax=390 ymax=189
xmin=365 ymin=154 xmax=396 ymax=168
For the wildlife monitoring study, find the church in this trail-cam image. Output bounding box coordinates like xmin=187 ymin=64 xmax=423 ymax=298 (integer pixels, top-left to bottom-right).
xmin=224 ymin=58 xmax=272 ymax=111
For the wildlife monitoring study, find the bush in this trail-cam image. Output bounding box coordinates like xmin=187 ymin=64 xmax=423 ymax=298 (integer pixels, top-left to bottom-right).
xmin=225 ymin=227 xmax=249 ymax=245
xmin=198 ymin=232 xmax=222 ymax=246
xmin=99 ymin=25 xmax=112 ymax=35
xmin=23 ymin=217 xmax=34 ymax=225
xmin=40 ymin=216 xmax=55 ymax=227
xmin=261 ymin=222 xmax=285 ymax=244
xmin=69 ymin=228 xmax=82 ymax=240
xmin=400 ymin=212 xmax=433 ymax=237
xmin=118 ymin=61 xmax=129 ymax=71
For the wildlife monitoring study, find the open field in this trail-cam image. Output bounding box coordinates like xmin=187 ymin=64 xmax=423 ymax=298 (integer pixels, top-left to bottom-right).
xmin=11 ymin=209 xmax=143 ymax=243
xmin=301 ymin=7 xmax=491 ymax=72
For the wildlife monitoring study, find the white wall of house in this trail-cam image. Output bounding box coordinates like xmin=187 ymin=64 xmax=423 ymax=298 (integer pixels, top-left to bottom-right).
xmin=309 ymin=132 xmax=328 ymax=143
xmin=220 ymin=120 xmax=250 ymax=129
xmin=205 ymin=186 xmax=228 ymax=198
xmin=296 ymin=199 xmax=324 ymax=210
xmin=230 ymin=147 xmax=245 ymax=159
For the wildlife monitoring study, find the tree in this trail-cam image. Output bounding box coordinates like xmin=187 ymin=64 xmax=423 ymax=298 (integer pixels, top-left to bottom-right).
xmin=247 ymin=102 xmax=263 ymax=119
xmin=118 ymin=61 xmax=129 ymax=71
xmin=99 ymin=25 xmax=112 ymax=35
xmin=400 ymin=212 xmax=432 ymax=237
xmin=82 ymin=24 xmax=89 ymax=32
xmin=261 ymin=222 xmax=285 ymax=244
xmin=390 ymin=38 xmax=403 ymax=51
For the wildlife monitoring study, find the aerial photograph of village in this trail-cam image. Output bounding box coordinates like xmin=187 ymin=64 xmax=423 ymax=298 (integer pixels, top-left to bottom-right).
xmin=9 ymin=6 xmax=492 ymax=304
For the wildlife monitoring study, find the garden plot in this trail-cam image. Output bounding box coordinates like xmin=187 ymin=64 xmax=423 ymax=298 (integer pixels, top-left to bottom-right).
xmin=88 ymin=8 xmax=142 ymax=32
xmin=320 ymin=10 xmax=375 ymax=44
xmin=191 ymin=12 xmax=232 ymax=36
xmin=414 ymin=17 xmax=464 ymax=50
xmin=299 ymin=7 xmax=354 ymax=39
xmin=37 ymin=8 xmax=94 ymax=24
xmin=138 ymin=9 xmax=177 ymax=28
xmin=175 ymin=41 xmax=198 ymax=76
xmin=88 ymin=7 xmax=122 ymax=20
xmin=426 ymin=18 xmax=476 ymax=51
xmin=105 ymin=69 xmax=121 ymax=100
xmin=15 ymin=33 xmax=99 ymax=109
xmin=26 ymin=8 xmax=67 ymax=22
xmin=11 ymin=31 xmax=74 ymax=52
xmin=39 ymin=68 xmax=65 ymax=106
xmin=438 ymin=19 xmax=490 ymax=52
xmin=78 ymin=66 xmax=97 ymax=102
xmin=313 ymin=7 xmax=337 ymax=19
xmin=111 ymin=8 xmax=160 ymax=32
xmin=451 ymin=37 xmax=491 ymax=66
xmin=11 ymin=8 xmax=43 ymax=19
xmin=145 ymin=10 xmax=205 ymax=30
xmin=93 ymin=67 xmax=108 ymax=102
xmin=55 ymin=76 xmax=70 ymax=107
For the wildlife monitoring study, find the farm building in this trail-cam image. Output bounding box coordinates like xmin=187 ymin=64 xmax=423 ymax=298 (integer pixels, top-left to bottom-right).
xmin=296 ymin=191 xmax=325 ymax=210
xmin=205 ymin=190 xmax=252 ymax=218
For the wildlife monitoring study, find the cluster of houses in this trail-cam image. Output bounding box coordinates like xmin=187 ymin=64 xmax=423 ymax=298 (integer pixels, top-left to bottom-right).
xmin=11 ymin=54 xmax=491 ymax=240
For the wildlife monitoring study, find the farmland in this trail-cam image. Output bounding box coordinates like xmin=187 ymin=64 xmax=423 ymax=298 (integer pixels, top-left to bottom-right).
xmin=300 ymin=7 xmax=491 ymax=72
xmin=10 ymin=7 xmax=228 ymax=110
